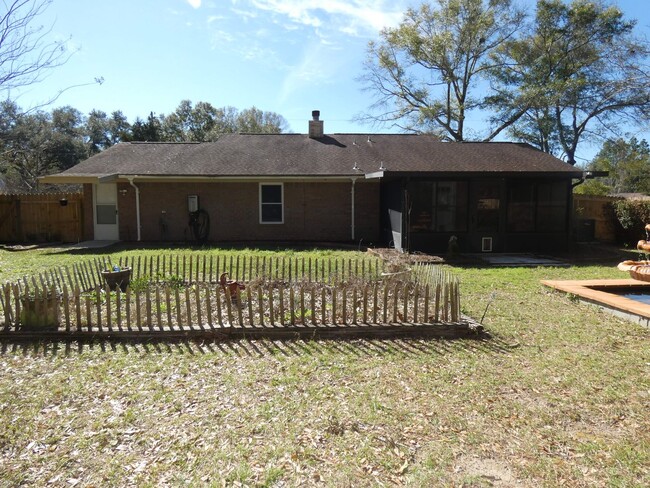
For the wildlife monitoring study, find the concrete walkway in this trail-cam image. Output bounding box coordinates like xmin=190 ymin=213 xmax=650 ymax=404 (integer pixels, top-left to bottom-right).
xmin=57 ymin=240 xmax=119 ymax=250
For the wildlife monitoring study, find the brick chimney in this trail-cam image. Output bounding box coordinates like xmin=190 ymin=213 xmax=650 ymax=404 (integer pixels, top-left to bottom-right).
xmin=308 ymin=110 xmax=324 ymax=139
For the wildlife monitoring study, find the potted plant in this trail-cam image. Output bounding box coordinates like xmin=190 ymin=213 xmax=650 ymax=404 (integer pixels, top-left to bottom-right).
xmin=101 ymin=265 xmax=132 ymax=292
xmin=20 ymin=287 xmax=61 ymax=331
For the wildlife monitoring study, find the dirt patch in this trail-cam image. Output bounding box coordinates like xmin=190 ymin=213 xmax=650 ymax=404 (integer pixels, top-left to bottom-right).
xmin=454 ymin=455 xmax=527 ymax=487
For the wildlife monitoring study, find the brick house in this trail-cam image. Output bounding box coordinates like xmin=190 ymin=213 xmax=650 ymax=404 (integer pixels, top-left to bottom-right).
xmin=40 ymin=111 xmax=583 ymax=253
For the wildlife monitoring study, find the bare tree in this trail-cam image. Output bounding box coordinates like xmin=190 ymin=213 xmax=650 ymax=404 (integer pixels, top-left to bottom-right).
xmin=0 ymin=0 xmax=73 ymax=97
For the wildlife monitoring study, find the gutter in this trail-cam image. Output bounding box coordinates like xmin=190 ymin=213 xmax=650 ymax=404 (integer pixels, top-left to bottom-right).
xmin=127 ymin=176 xmax=141 ymax=242
xmin=351 ymin=177 xmax=357 ymax=241
xmin=572 ymin=170 xmax=609 ymax=189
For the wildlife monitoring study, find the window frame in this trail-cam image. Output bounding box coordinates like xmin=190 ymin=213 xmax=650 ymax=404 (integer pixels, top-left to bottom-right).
xmin=259 ymin=182 xmax=284 ymax=224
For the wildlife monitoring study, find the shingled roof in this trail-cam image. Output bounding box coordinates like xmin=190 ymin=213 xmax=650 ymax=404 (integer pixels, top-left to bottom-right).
xmin=41 ymin=133 xmax=583 ymax=182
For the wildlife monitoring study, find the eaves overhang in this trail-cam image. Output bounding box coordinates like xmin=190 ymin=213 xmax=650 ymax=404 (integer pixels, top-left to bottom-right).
xmin=363 ymin=169 xmax=584 ymax=179
xmin=40 ymin=173 xmax=379 ymax=185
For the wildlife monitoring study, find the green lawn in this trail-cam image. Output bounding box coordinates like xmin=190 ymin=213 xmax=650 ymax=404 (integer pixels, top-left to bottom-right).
xmin=0 ymin=245 xmax=648 ymax=487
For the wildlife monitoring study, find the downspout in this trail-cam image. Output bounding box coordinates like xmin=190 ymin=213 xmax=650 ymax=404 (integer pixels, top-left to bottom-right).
xmin=351 ymin=177 xmax=357 ymax=241
xmin=127 ymin=176 xmax=141 ymax=242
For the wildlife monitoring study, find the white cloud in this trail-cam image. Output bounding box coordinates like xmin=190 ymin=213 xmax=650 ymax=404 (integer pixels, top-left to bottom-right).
xmin=249 ymin=0 xmax=405 ymax=37
xmin=186 ymin=0 xmax=201 ymax=8
xmin=278 ymin=41 xmax=345 ymax=103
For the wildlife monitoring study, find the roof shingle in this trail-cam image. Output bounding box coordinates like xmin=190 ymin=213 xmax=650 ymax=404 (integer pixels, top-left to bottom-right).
xmin=50 ymin=134 xmax=583 ymax=178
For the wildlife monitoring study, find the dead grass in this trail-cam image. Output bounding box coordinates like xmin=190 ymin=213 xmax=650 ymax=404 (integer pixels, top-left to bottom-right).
xmin=0 ymin=247 xmax=649 ymax=486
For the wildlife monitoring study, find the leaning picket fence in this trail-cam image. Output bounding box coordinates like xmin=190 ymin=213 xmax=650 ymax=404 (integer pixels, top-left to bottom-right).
xmin=0 ymin=254 xmax=481 ymax=340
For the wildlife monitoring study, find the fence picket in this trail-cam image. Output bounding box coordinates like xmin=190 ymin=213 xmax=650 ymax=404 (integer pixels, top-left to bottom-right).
xmin=246 ymin=287 xmax=253 ymax=326
xmin=289 ymin=287 xmax=295 ymax=326
xmin=95 ymin=285 xmax=102 ymax=332
xmin=279 ymin=286 xmax=285 ymax=326
xmin=300 ymin=285 xmax=305 ymax=325
xmin=268 ymin=287 xmax=275 ymax=326
xmin=3 ymin=285 xmax=11 ymax=329
xmin=116 ymin=289 xmax=122 ymax=331
xmin=73 ymin=285 xmax=81 ymax=332
xmin=257 ymin=286 xmax=264 ymax=327
xmin=135 ymin=289 xmax=142 ymax=332
xmin=175 ymin=288 xmax=183 ymax=331
xmin=125 ymin=288 xmax=132 ymax=331
xmin=184 ymin=287 xmax=192 ymax=328
xmin=362 ymin=285 xmax=368 ymax=325
xmin=195 ymin=285 xmax=204 ymax=330
xmin=236 ymin=289 xmax=243 ymax=327
xmin=156 ymin=287 xmax=163 ymax=330
xmin=106 ymin=287 xmax=112 ymax=331
xmin=424 ymin=284 xmax=429 ymax=323
xmin=403 ymin=283 xmax=409 ymax=323
xmin=85 ymin=294 xmax=92 ymax=332
xmin=413 ymin=284 xmax=419 ymax=323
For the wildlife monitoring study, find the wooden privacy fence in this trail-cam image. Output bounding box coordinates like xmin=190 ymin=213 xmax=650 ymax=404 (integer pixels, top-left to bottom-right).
xmin=1 ymin=254 xmax=478 ymax=340
xmin=0 ymin=192 xmax=84 ymax=243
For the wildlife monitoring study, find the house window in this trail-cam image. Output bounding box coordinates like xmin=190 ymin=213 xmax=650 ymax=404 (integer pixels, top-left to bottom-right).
xmin=259 ymin=183 xmax=283 ymax=224
xmin=409 ymin=181 xmax=468 ymax=233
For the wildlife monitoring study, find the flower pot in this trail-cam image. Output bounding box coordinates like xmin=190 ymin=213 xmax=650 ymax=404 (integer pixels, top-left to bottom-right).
xmin=20 ymin=294 xmax=60 ymax=331
xmin=101 ymin=268 xmax=132 ymax=292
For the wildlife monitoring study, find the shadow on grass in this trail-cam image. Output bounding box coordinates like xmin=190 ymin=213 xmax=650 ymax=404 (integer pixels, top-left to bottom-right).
xmin=0 ymin=331 xmax=518 ymax=359
xmin=43 ymin=241 xmax=368 ymax=257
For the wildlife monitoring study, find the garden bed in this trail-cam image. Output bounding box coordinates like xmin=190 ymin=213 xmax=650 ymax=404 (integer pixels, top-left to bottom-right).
xmin=0 ymin=254 xmax=481 ymax=340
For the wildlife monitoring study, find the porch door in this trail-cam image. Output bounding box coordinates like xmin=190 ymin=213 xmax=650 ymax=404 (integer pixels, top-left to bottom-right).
xmin=94 ymin=183 xmax=119 ymax=240
xmin=469 ymin=180 xmax=503 ymax=252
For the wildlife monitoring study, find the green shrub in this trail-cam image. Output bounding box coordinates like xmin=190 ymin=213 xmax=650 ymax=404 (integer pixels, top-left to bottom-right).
xmin=611 ymin=199 xmax=650 ymax=244
xmin=128 ymin=275 xmax=151 ymax=293
xmin=611 ymin=199 xmax=650 ymax=229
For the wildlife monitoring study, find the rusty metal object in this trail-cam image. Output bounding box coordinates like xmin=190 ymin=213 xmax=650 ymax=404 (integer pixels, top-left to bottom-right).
xmin=219 ymin=272 xmax=245 ymax=303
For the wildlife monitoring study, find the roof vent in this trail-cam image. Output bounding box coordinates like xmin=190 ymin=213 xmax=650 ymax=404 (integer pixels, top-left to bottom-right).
xmin=309 ymin=110 xmax=324 ymax=139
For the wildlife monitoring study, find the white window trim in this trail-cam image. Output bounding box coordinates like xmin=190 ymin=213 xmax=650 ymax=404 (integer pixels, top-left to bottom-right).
xmin=259 ymin=182 xmax=284 ymax=224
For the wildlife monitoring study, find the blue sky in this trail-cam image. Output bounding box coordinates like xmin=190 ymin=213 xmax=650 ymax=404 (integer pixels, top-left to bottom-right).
xmin=9 ymin=0 xmax=650 ymax=161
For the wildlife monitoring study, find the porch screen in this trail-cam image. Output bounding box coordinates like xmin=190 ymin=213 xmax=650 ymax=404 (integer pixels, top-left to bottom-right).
xmin=536 ymin=181 xmax=567 ymax=232
xmin=409 ymin=181 xmax=468 ymax=233
xmin=507 ymin=181 xmax=567 ymax=232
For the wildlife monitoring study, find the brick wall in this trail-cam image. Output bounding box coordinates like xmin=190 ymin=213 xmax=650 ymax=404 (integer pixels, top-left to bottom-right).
xmin=116 ymin=180 xmax=380 ymax=244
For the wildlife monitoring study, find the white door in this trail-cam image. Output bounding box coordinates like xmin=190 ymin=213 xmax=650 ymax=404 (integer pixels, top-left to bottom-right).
xmin=94 ymin=183 xmax=119 ymax=240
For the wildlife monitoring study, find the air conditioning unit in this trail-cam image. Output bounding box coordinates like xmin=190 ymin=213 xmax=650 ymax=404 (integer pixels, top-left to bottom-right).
xmin=481 ymin=237 xmax=493 ymax=252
